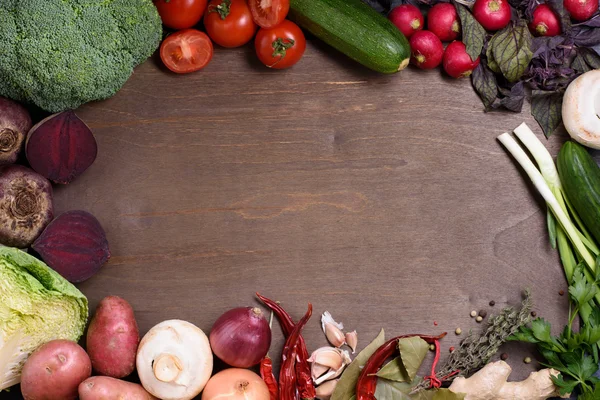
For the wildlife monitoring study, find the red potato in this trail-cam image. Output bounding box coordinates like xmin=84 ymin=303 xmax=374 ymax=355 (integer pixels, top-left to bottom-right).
xmin=86 ymin=296 xmax=140 ymax=378
xmin=79 ymin=376 xmax=158 ymax=400
xmin=21 ymin=340 xmax=91 ymax=400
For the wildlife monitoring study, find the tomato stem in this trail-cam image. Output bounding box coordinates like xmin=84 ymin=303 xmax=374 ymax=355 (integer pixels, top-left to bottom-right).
xmin=269 ymin=37 xmax=295 ymax=67
xmin=208 ymin=0 xmax=232 ymax=19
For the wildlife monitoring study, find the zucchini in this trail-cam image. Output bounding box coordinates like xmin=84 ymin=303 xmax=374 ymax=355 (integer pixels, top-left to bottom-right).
xmin=289 ymin=0 xmax=410 ymax=74
xmin=557 ymin=141 xmax=600 ymax=245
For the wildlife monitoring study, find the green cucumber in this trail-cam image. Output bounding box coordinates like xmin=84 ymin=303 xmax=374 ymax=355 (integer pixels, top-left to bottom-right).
xmin=557 ymin=141 xmax=600 ymax=245
xmin=289 ymin=0 xmax=410 ymax=74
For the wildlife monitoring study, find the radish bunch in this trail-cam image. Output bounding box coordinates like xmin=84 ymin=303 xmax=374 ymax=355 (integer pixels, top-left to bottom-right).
xmin=389 ymin=3 xmax=479 ymax=78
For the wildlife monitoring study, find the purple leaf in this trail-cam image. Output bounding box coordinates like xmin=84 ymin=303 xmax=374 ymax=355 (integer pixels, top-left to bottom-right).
xmin=531 ymin=90 xmax=563 ymax=137
xmin=472 ymin=63 xmax=498 ymax=109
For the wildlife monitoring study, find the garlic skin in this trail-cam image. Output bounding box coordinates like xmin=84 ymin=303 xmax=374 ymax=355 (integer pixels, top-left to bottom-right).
xmin=345 ymin=331 xmax=358 ymax=354
xmin=316 ymin=379 xmax=339 ymax=400
xmin=321 ymin=312 xmax=345 ymax=347
xmin=309 ymin=347 xmax=352 ymax=385
xmin=562 ymin=69 xmax=600 ymax=149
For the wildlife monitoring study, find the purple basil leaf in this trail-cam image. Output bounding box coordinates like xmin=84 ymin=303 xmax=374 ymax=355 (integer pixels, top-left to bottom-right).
xmin=362 ymin=0 xmax=388 ymax=13
xmin=498 ymin=81 xmax=525 ymax=112
xmin=531 ymin=90 xmax=563 ymax=137
xmin=456 ymin=3 xmax=487 ymax=60
xmin=472 ymin=63 xmax=498 ymax=109
xmin=571 ymin=26 xmax=600 ymax=47
xmin=547 ymin=0 xmax=572 ymax=33
xmin=571 ymin=54 xmax=590 ymax=73
xmin=576 ymin=13 xmax=600 ymax=27
xmin=592 ymin=44 xmax=600 ymax=57
xmin=581 ymin=47 xmax=600 ymax=68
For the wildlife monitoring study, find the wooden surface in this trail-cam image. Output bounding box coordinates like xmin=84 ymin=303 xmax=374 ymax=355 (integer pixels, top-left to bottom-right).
xmin=6 ymin=40 xmax=574 ymax=398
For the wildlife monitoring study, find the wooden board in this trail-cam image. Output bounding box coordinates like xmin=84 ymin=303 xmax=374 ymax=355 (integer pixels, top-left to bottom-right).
xmin=5 ymin=41 xmax=573 ymax=398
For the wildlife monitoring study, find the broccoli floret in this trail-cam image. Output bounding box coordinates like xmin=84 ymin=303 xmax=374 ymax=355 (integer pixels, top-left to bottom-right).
xmin=0 ymin=0 xmax=162 ymax=112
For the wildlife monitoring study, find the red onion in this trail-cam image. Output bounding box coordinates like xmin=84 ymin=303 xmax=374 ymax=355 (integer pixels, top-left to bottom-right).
xmin=209 ymin=307 xmax=271 ymax=368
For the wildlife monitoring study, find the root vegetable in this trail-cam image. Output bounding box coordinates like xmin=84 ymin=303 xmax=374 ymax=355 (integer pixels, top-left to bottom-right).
xmin=562 ymin=69 xmax=600 ymax=149
xmin=388 ymin=5 xmax=424 ymax=38
xmin=137 ymin=319 xmax=213 ymax=400
xmin=20 ymin=340 xmax=92 ymax=400
xmin=0 ymin=165 xmax=53 ymax=248
xmin=448 ymin=360 xmax=567 ymax=400
xmin=86 ymin=296 xmax=139 ymax=378
xmin=564 ymin=0 xmax=598 ymax=21
xmin=472 ymin=0 xmax=511 ymax=31
xmin=529 ymin=4 xmax=561 ymax=36
xmin=443 ymin=41 xmax=480 ymax=78
xmin=427 ymin=3 xmax=460 ymax=42
xmin=410 ymin=31 xmax=444 ymax=69
xmin=0 ymin=97 xmax=31 ymax=165
xmin=79 ymin=376 xmax=157 ymax=400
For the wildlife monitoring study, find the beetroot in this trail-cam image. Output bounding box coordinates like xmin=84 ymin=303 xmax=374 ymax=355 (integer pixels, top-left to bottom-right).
xmin=410 ymin=31 xmax=444 ymax=69
xmin=32 ymin=210 xmax=110 ymax=283
xmin=0 ymin=165 xmax=53 ymax=248
xmin=428 ymin=3 xmax=461 ymax=42
xmin=443 ymin=41 xmax=481 ymax=78
xmin=26 ymin=111 xmax=97 ymax=184
xmin=529 ymin=4 xmax=562 ymax=36
xmin=564 ymin=0 xmax=598 ymax=21
xmin=473 ymin=0 xmax=512 ymax=31
xmin=389 ymin=5 xmax=424 ymax=38
xmin=0 ymin=97 xmax=32 ymax=165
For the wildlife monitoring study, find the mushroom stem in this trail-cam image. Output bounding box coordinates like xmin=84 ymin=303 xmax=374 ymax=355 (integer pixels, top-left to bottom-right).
xmin=154 ymin=354 xmax=183 ymax=383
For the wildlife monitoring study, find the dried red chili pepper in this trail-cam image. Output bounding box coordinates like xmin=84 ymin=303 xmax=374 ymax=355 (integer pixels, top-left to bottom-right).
xmin=355 ymin=332 xmax=448 ymax=400
xmin=257 ymin=293 xmax=316 ymax=400
xmin=260 ymin=355 xmax=279 ymax=400
xmin=280 ymin=303 xmax=312 ymax=400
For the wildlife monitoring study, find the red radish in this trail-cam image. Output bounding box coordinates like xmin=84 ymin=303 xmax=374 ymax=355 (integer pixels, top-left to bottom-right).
xmin=529 ymin=4 xmax=562 ymax=36
xmin=428 ymin=3 xmax=461 ymax=41
xmin=564 ymin=0 xmax=598 ymax=21
xmin=443 ymin=41 xmax=480 ymax=78
xmin=410 ymin=31 xmax=444 ymax=69
xmin=473 ymin=0 xmax=512 ymax=31
xmin=389 ymin=5 xmax=424 ymax=38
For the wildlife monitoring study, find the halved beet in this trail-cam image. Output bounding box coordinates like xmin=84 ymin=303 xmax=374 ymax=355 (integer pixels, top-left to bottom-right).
xmin=32 ymin=210 xmax=110 ymax=283
xmin=26 ymin=111 xmax=97 ymax=184
xmin=0 ymin=165 xmax=54 ymax=248
xmin=0 ymin=97 xmax=32 ymax=165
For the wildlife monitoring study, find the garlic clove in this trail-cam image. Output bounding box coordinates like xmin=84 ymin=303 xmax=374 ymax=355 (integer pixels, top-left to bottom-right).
xmin=308 ymin=347 xmax=344 ymax=370
xmin=321 ymin=311 xmax=344 ymax=331
xmin=311 ymin=363 xmax=330 ymax=381
xmin=345 ymin=330 xmax=358 ymax=354
xmin=324 ymin=323 xmax=346 ymax=347
xmin=316 ymin=379 xmax=339 ymax=400
xmin=340 ymin=349 xmax=352 ymax=365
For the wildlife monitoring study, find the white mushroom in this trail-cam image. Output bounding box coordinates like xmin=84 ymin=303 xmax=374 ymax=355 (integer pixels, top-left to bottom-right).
xmin=136 ymin=320 xmax=213 ymax=400
xmin=562 ymin=69 xmax=600 ymax=149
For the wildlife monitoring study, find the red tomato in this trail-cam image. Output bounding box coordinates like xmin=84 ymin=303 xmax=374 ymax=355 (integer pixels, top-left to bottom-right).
xmin=153 ymin=0 xmax=207 ymax=30
xmin=160 ymin=29 xmax=214 ymax=74
xmin=204 ymin=0 xmax=257 ymax=48
xmin=255 ymin=20 xmax=306 ymax=69
xmin=249 ymin=0 xmax=290 ymax=28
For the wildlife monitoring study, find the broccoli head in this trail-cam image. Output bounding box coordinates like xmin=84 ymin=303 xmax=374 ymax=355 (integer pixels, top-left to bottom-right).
xmin=0 ymin=0 xmax=162 ymax=112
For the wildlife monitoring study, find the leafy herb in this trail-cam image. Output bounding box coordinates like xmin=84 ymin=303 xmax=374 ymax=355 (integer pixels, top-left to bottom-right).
xmin=377 ymin=356 xmax=410 ymax=382
xmin=472 ymin=63 xmax=498 ymax=109
xmin=377 ymin=337 xmax=429 ymax=382
xmin=531 ymin=90 xmax=564 ymax=138
xmin=510 ymin=265 xmax=600 ymax=396
xmin=332 ymin=329 xmax=385 ymax=400
xmin=489 ymin=20 xmax=533 ymax=82
xmin=455 ymin=3 xmax=487 ymax=61
xmin=375 ymin=376 xmax=465 ymax=399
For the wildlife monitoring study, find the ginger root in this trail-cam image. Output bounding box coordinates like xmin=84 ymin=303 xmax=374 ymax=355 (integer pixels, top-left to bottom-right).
xmin=448 ymin=360 xmax=569 ymax=400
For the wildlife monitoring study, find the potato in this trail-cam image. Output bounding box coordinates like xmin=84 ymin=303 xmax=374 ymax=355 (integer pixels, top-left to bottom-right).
xmin=87 ymin=295 xmax=140 ymax=378
xmin=79 ymin=376 xmax=158 ymax=400
xmin=21 ymin=339 xmax=91 ymax=400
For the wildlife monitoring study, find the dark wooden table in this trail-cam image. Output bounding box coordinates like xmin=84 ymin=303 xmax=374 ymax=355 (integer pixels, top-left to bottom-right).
xmin=5 ymin=41 xmax=573 ymax=398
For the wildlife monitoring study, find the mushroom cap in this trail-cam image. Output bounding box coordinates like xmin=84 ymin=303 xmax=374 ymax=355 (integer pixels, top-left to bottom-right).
xmin=137 ymin=319 xmax=213 ymax=400
xmin=563 ymin=69 xmax=600 ymax=149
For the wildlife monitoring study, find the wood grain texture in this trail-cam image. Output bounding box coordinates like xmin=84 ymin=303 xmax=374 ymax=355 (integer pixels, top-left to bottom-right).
xmin=4 ymin=41 xmax=572 ymax=398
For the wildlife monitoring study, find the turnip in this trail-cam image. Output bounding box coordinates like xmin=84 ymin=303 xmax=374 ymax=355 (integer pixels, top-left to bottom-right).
xmin=389 ymin=5 xmax=424 ymax=38
xmin=530 ymin=4 xmax=562 ymax=36
xmin=0 ymin=97 xmax=31 ymax=165
xmin=428 ymin=3 xmax=461 ymax=42
xmin=473 ymin=0 xmax=512 ymax=31
xmin=443 ymin=41 xmax=481 ymax=78
xmin=564 ymin=0 xmax=598 ymax=21
xmin=410 ymin=31 xmax=444 ymax=69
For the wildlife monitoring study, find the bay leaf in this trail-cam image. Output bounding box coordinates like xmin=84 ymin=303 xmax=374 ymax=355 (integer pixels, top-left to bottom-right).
xmin=490 ymin=20 xmax=533 ymax=82
xmin=398 ymin=337 xmax=429 ymax=381
xmin=455 ymin=4 xmax=486 ymax=61
xmin=376 ymin=356 xmax=410 ymax=382
xmin=432 ymin=389 xmax=466 ymax=400
xmin=374 ymin=377 xmax=434 ymax=400
xmin=531 ymin=90 xmax=563 ymax=138
xmin=331 ymin=329 xmax=385 ymax=400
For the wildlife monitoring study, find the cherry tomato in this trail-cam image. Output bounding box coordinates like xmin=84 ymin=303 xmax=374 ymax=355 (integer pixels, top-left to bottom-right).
xmin=255 ymin=20 xmax=306 ymax=69
xmin=160 ymin=29 xmax=214 ymax=74
xmin=204 ymin=0 xmax=257 ymax=48
xmin=153 ymin=0 xmax=207 ymax=30
xmin=249 ymin=0 xmax=290 ymax=28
